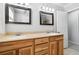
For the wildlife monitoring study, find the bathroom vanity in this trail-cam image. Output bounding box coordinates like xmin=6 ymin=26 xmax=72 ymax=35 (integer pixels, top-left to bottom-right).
xmin=0 ymin=33 xmax=63 ymax=55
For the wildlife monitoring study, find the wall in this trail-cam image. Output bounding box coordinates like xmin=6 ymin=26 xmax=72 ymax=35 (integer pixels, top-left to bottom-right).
xmin=68 ymin=10 xmax=79 ymax=45
xmin=5 ymin=3 xmax=65 ymax=33
xmin=56 ymin=10 xmax=68 ymax=48
xmin=0 ymin=3 xmax=5 ymax=34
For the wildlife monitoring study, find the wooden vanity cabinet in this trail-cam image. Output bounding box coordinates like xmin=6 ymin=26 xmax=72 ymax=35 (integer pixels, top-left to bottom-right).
xmin=19 ymin=46 xmax=33 ymax=55
xmin=35 ymin=43 xmax=49 ymax=55
xmin=34 ymin=38 xmax=49 ymax=55
xmin=35 ymin=49 xmax=49 ymax=55
xmin=0 ymin=50 xmax=16 ymax=55
xmin=50 ymin=41 xmax=57 ymax=55
xmin=49 ymin=36 xmax=58 ymax=55
xmin=57 ymin=39 xmax=63 ymax=55
xmin=0 ymin=39 xmax=34 ymax=55
xmin=0 ymin=35 xmax=64 ymax=55
xmin=49 ymin=35 xmax=64 ymax=55
xmin=57 ymin=36 xmax=64 ymax=55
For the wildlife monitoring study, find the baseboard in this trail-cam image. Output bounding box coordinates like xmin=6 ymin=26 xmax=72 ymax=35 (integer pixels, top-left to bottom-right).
xmin=69 ymin=40 xmax=79 ymax=46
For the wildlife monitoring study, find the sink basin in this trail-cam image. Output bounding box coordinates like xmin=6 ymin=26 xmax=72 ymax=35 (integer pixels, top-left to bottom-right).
xmin=7 ymin=34 xmax=27 ymax=40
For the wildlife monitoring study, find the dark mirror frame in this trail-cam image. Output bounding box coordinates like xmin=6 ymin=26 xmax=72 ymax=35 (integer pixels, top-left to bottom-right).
xmin=5 ymin=3 xmax=32 ymax=24
xmin=40 ymin=11 xmax=54 ymax=25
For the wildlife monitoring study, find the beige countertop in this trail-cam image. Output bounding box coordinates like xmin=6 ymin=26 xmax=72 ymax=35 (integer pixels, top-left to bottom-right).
xmin=0 ymin=33 xmax=63 ymax=42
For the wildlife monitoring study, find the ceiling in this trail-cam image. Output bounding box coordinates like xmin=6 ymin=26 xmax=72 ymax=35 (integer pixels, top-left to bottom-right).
xmin=54 ymin=3 xmax=73 ymax=7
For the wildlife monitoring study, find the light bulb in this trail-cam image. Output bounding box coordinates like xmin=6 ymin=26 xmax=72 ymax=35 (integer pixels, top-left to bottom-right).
xmin=52 ymin=8 xmax=55 ymax=12
xmin=42 ymin=6 xmax=45 ymax=10
xmin=46 ymin=7 xmax=49 ymax=11
xmin=49 ymin=8 xmax=52 ymax=11
xmin=25 ymin=3 xmax=29 ymax=5
xmin=41 ymin=6 xmax=45 ymax=11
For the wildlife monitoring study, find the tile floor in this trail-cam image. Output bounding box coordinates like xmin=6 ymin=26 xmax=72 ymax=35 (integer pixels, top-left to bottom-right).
xmin=64 ymin=43 xmax=79 ymax=55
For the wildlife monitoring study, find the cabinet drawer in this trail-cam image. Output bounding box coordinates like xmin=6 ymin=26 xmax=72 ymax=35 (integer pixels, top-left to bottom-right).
xmin=50 ymin=36 xmax=58 ymax=42
xmin=35 ymin=43 xmax=48 ymax=52
xmin=0 ymin=39 xmax=33 ymax=52
xmin=0 ymin=39 xmax=33 ymax=47
xmin=35 ymin=49 xmax=48 ymax=55
xmin=57 ymin=35 xmax=63 ymax=40
xmin=35 ymin=38 xmax=49 ymax=44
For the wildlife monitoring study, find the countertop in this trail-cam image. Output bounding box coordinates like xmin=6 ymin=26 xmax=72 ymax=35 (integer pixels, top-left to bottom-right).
xmin=0 ymin=33 xmax=63 ymax=43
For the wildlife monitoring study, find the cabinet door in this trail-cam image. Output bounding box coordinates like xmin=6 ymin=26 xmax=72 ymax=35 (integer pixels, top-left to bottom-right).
xmin=19 ymin=46 xmax=33 ymax=55
xmin=57 ymin=40 xmax=63 ymax=55
xmin=50 ymin=41 xmax=57 ymax=55
xmin=0 ymin=50 xmax=16 ymax=55
xmin=35 ymin=43 xmax=49 ymax=55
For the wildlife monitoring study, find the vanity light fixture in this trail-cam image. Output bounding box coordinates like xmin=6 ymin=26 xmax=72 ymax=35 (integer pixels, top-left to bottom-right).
xmin=17 ymin=3 xmax=29 ymax=6
xmin=40 ymin=6 xmax=55 ymax=12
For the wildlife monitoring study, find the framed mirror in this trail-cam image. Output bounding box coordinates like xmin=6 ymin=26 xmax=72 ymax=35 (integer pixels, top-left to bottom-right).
xmin=40 ymin=11 xmax=54 ymax=25
xmin=5 ymin=4 xmax=31 ymax=24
